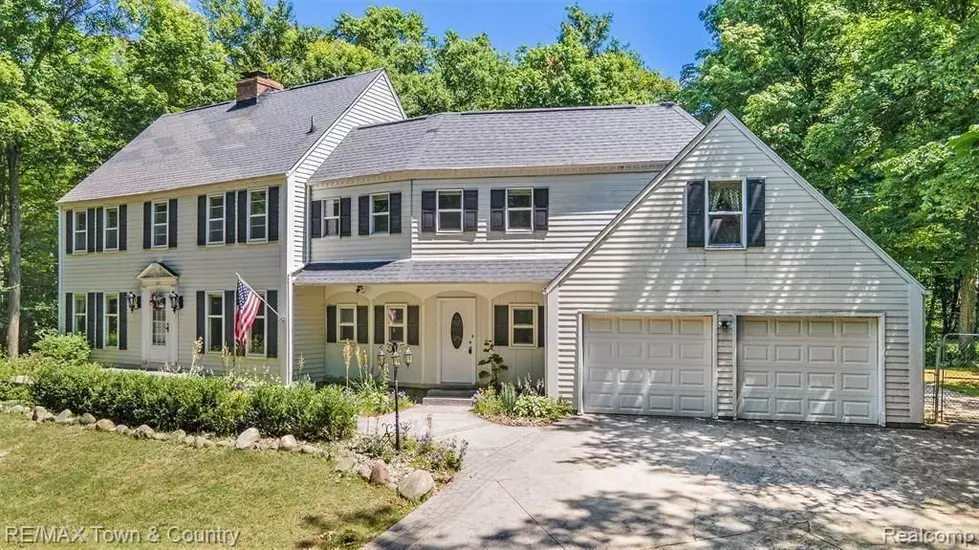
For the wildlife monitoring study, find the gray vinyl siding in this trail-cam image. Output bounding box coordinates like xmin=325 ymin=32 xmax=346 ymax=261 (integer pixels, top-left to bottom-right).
xmin=553 ymin=117 xmax=917 ymax=423
xmin=716 ymin=315 xmax=735 ymax=416
xmin=292 ymin=284 xmax=326 ymax=382
xmin=60 ymin=178 xmax=285 ymax=377
xmin=288 ymin=73 xmax=403 ymax=269
xmin=310 ymin=181 xmax=411 ymax=261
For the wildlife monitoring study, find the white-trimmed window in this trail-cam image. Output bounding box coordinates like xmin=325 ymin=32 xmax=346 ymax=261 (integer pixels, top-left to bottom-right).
xmin=104 ymin=206 xmax=120 ymax=251
xmin=370 ymin=193 xmax=389 ymax=234
xmin=207 ymin=194 xmax=225 ymax=244
xmin=206 ymin=292 xmax=223 ymax=352
xmin=338 ymin=305 xmax=356 ymax=341
xmin=73 ymin=211 xmax=87 ymax=252
xmin=706 ymin=179 xmax=746 ymax=248
xmin=437 ymin=190 xmax=463 ymax=232
xmin=104 ymin=294 xmax=119 ymax=348
xmin=506 ymin=188 xmax=533 ymax=231
xmin=152 ymin=200 xmax=169 ymax=248
xmin=248 ymin=189 xmax=268 ymax=242
xmin=386 ymin=304 xmax=406 ymax=343
xmin=73 ymin=293 xmax=87 ymax=335
xmin=322 ymin=198 xmax=340 ymax=237
xmin=247 ymin=292 xmax=266 ymax=356
xmin=510 ymin=305 xmax=537 ymax=347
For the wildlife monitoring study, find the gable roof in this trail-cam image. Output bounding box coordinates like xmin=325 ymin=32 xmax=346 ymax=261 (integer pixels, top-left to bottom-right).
xmin=60 ymin=69 xmax=387 ymax=204
xmin=310 ymin=103 xmax=703 ymax=183
xmin=545 ymin=110 xmax=926 ymax=294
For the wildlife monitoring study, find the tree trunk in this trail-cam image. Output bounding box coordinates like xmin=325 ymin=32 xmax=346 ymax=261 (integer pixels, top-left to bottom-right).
xmin=6 ymin=144 xmax=21 ymax=357
xmin=959 ymin=273 xmax=977 ymax=349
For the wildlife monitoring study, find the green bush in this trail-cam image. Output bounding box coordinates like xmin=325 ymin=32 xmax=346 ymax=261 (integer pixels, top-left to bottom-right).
xmin=513 ymin=394 xmax=573 ymax=420
xmin=32 ymin=330 xmax=90 ymax=365
xmin=30 ymin=362 xmax=356 ymax=441
xmin=0 ymin=360 xmax=32 ymax=402
xmin=471 ymin=380 xmax=573 ymax=423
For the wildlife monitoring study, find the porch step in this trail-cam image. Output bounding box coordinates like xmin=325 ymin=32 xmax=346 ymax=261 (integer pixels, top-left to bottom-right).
xmin=422 ymin=389 xmax=476 ymax=407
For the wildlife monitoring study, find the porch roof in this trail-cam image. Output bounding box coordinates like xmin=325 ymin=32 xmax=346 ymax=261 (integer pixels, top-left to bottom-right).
xmin=294 ymin=258 xmax=570 ymax=285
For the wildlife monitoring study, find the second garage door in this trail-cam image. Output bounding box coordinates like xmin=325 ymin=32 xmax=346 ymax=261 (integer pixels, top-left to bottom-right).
xmin=738 ymin=317 xmax=880 ymax=424
xmin=582 ymin=315 xmax=713 ymax=416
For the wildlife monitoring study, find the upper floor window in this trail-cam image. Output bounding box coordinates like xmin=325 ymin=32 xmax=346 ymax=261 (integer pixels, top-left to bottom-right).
xmin=73 ymin=294 xmax=87 ymax=335
xmin=248 ymin=189 xmax=267 ymax=241
xmin=104 ymin=207 xmax=120 ymax=251
xmin=73 ymin=211 xmax=88 ymax=252
xmin=323 ymin=198 xmax=340 ymax=237
xmin=437 ymin=190 xmax=463 ymax=232
xmin=104 ymin=294 xmax=120 ymax=348
xmin=706 ymin=179 xmax=745 ymax=248
xmin=371 ymin=193 xmax=389 ymax=234
xmin=207 ymin=194 xmax=225 ymax=244
xmin=506 ymin=188 xmax=533 ymax=231
xmin=206 ymin=292 xmax=224 ymax=353
xmin=152 ymin=200 xmax=169 ymax=248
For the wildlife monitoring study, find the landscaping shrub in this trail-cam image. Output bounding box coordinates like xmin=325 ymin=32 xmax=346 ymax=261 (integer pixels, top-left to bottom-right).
xmin=30 ymin=362 xmax=356 ymax=440
xmin=31 ymin=330 xmax=90 ymax=365
xmin=471 ymin=378 xmax=573 ymax=424
xmin=0 ymin=360 xmax=32 ymax=402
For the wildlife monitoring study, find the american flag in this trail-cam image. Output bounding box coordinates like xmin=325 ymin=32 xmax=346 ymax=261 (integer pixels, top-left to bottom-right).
xmin=234 ymin=278 xmax=262 ymax=344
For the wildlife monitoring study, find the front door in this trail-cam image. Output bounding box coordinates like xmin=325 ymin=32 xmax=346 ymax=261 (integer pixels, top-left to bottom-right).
xmin=143 ymin=289 xmax=178 ymax=366
xmin=439 ymin=298 xmax=476 ymax=384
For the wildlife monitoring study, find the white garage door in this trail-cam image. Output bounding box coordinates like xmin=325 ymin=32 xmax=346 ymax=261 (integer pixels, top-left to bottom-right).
xmin=583 ymin=315 xmax=713 ymax=416
xmin=738 ymin=317 xmax=879 ymax=424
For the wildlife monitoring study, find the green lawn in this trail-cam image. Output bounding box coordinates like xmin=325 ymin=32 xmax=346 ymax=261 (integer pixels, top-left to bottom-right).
xmin=0 ymin=414 xmax=413 ymax=549
xmin=926 ymin=367 xmax=979 ymax=396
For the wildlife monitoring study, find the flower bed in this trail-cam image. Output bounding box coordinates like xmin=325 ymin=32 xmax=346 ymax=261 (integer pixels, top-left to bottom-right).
xmin=472 ymin=378 xmax=574 ymax=426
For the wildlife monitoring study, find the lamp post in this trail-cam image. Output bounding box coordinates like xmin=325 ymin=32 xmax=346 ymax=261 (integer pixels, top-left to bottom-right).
xmin=377 ymin=341 xmax=412 ymax=451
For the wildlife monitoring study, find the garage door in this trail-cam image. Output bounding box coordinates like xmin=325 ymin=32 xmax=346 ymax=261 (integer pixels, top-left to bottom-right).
xmin=738 ymin=317 xmax=879 ymax=424
xmin=583 ymin=315 xmax=713 ymax=416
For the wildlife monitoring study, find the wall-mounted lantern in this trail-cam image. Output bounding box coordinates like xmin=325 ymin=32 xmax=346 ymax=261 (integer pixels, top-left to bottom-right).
xmin=126 ymin=292 xmax=141 ymax=313
xmin=167 ymin=291 xmax=184 ymax=314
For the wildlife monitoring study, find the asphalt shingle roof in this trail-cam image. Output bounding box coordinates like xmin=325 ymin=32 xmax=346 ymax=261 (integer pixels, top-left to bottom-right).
xmin=294 ymin=258 xmax=570 ymax=285
xmin=310 ymin=103 xmax=703 ymax=183
xmin=60 ymin=69 xmax=385 ymax=203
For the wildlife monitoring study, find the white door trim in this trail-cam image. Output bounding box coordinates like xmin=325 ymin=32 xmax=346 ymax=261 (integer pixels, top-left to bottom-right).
xmin=436 ymin=297 xmax=477 ymax=384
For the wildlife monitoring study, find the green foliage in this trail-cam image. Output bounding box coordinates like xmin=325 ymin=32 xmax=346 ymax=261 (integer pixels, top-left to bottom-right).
xmin=477 ymin=340 xmax=508 ymax=391
xmin=472 ymin=379 xmax=572 ymax=423
xmin=31 ymin=330 xmax=90 ymax=365
xmin=498 ymin=382 xmax=518 ymax=414
xmin=0 ymin=360 xmax=32 ymax=401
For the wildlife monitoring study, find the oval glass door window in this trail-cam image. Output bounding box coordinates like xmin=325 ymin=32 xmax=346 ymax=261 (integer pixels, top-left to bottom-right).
xmin=450 ymin=312 xmax=464 ymax=349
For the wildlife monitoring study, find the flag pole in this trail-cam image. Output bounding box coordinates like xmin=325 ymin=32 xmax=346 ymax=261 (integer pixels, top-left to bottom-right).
xmin=235 ymin=272 xmax=285 ymax=321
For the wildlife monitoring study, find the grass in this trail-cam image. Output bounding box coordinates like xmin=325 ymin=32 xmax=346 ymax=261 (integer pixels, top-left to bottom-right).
xmin=926 ymin=367 xmax=979 ymax=397
xmin=0 ymin=414 xmax=413 ymax=549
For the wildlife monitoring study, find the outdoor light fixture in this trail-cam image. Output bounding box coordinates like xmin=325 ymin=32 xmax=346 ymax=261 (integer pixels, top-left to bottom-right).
xmin=126 ymin=292 xmax=141 ymax=313
xmin=378 ymin=341 xmax=412 ymax=451
xmin=355 ymin=285 xmax=364 ymax=294
xmin=168 ymin=291 xmax=184 ymax=314
xmin=720 ymin=319 xmax=732 ymax=331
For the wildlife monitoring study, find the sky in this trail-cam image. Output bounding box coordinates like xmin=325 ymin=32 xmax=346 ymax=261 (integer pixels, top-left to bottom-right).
xmin=285 ymin=0 xmax=714 ymax=78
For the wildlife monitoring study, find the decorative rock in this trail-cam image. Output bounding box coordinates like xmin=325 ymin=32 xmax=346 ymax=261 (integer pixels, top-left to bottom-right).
xmin=369 ymin=461 xmax=390 ymax=485
xmin=11 ymin=375 xmax=32 ymax=385
xmin=300 ymin=444 xmax=319 ymax=455
xmin=115 ymin=425 xmax=131 ymax=435
xmin=9 ymin=405 xmax=25 ymax=415
xmin=95 ymin=419 xmax=115 ymax=431
xmin=79 ymin=413 xmax=96 ymax=426
xmin=171 ymin=429 xmax=187 ymax=441
xmin=193 ymin=436 xmax=207 ymax=448
xmin=216 ymin=439 xmax=232 ymax=448
xmin=39 ymin=412 xmax=56 ymax=422
xmin=55 ymin=410 xmax=72 ymax=424
xmin=135 ymin=425 xmax=155 ymax=439
xmin=152 ymin=433 xmax=170 ymax=441
xmin=31 ymin=406 xmax=48 ymax=421
xmin=202 ymin=439 xmax=216 ymax=449
xmin=234 ymin=428 xmax=261 ymax=450
xmin=278 ymin=435 xmax=299 ymax=452
xmin=334 ymin=456 xmax=356 ymax=473
xmin=397 ymin=470 xmax=435 ymax=501
xmin=182 ymin=435 xmax=195 ymax=446
xmin=357 ymin=465 xmax=372 ymax=480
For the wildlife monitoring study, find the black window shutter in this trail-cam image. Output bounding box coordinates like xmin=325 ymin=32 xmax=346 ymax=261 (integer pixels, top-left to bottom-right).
xmin=269 ymin=186 xmax=280 ymax=241
xmin=686 ymin=180 xmax=706 ymax=248
xmin=196 ymin=290 xmax=205 ymax=344
xmin=65 ymin=210 xmax=73 ymax=254
xmin=389 ymin=192 xmax=402 ymax=234
xmin=95 ymin=208 xmax=104 ymax=252
xmin=237 ymin=190 xmax=247 ymax=243
xmin=490 ymin=189 xmax=505 ymax=231
xmin=266 ymin=290 xmax=278 ymax=357
xmin=340 ymin=197 xmax=351 ymax=237
xmin=224 ymin=290 xmax=235 ymax=353
xmin=225 ymin=191 xmax=237 ymax=244
xmin=64 ymin=292 xmax=73 ymax=332
xmin=310 ymin=200 xmax=323 ymax=238
xmin=494 ymin=305 xmax=509 ymax=346
xmin=533 ymin=188 xmax=549 ymax=230
xmin=538 ymin=305 xmax=545 ymax=347
xmin=421 ymin=191 xmax=436 ymax=232
xmin=118 ymin=292 xmax=128 ymax=350
xmin=86 ymin=208 xmax=96 ymax=252
xmin=167 ymin=198 xmax=178 ymax=248
xmin=197 ymin=195 xmax=207 ymax=246
xmin=326 ymin=306 xmax=337 ymax=343
xmin=142 ymin=201 xmax=152 ymax=249
xmin=356 ymin=306 xmax=368 ymax=344
xmin=86 ymin=293 xmax=96 ymax=347
xmin=407 ymin=305 xmax=419 ymax=346
xmin=119 ymin=205 xmax=127 ymax=251
xmin=358 ymin=195 xmax=370 ymax=235
xmin=95 ymin=292 xmax=104 ymax=349
xmin=374 ymin=305 xmax=384 ymax=344
xmin=747 ymin=178 xmax=766 ymax=247
xmin=463 ymin=190 xmax=478 ymax=232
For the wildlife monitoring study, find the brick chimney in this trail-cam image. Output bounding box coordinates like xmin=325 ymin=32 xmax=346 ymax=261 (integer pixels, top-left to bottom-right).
xmin=236 ymin=70 xmax=283 ymax=107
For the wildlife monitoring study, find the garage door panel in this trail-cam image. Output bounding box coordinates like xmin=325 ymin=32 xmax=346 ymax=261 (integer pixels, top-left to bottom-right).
xmin=807 ymin=372 xmax=836 ymax=389
xmin=841 ymin=373 xmax=872 ymax=391
xmin=619 ymin=368 xmax=644 ymax=383
xmin=775 ymin=372 xmax=803 ymax=389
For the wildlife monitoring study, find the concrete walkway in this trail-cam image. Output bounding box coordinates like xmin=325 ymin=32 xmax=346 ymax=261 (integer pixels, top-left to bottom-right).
xmin=364 ymin=407 xmax=979 ymax=549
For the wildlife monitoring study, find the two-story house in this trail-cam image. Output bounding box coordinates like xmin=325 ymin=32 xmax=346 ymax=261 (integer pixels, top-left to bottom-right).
xmin=59 ymin=69 xmax=926 ymax=426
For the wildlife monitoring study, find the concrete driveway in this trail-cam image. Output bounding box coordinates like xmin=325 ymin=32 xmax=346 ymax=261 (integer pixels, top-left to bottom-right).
xmin=363 ymin=407 xmax=979 ymax=549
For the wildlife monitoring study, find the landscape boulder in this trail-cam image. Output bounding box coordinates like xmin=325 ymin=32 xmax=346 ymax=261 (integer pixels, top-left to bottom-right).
xmin=278 ymin=435 xmax=298 ymax=452
xmin=152 ymin=433 xmax=170 ymax=441
xmin=55 ymin=410 xmax=72 ymax=424
xmin=369 ymin=461 xmax=390 ymax=485
xmin=234 ymin=428 xmax=261 ymax=450
xmin=9 ymin=405 xmax=25 ymax=415
xmin=115 ymin=425 xmax=131 ymax=435
xmin=397 ymin=470 xmax=435 ymax=501
xmin=171 ymin=429 xmax=187 ymax=442
xmin=300 ymin=444 xmax=320 ymax=455
xmin=31 ymin=406 xmax=48 ymax=421
xmin=95 ymin=419 xmax=115 ymax=431
xmin=334 ymin=455 xmax=356 ymax=473
xmin=135 ymin=425 xmax=155 ymax=439
xmin=79 ymin=413 xmax=96 ymax=426
xmin=357 ymin=465 xmax=372 ymax=480
xmin=10 ymin=375 xmax=32 ymax=385
xmin=182 ymin=435 xmax=195 ymax=446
